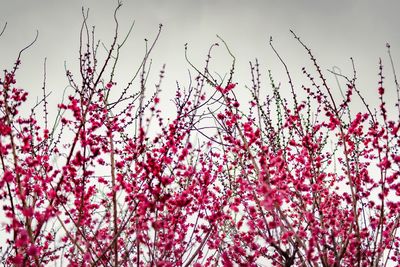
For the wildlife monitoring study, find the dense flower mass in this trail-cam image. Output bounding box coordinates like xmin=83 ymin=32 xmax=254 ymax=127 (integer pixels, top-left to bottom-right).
xmin=0 ymin=5 xmax=399 ymax=267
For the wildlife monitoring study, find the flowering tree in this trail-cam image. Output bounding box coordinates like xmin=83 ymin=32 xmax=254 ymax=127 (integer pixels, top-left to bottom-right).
xmin=1 ymin=4 xmax=399 ymax=267
xmin=203 ymin=36 xmax=400 ymax=266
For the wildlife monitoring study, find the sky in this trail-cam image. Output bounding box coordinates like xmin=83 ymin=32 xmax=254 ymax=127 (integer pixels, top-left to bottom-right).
xmin=1 ymin=0 xmax=400 ymax=118
xmin=0 ymin=1 xmax=399 ymax=264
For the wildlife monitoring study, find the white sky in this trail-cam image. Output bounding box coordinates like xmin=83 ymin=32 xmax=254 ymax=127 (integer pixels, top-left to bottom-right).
xmin=1 ymin=0 xmax=399 ymax=118
xmin=1 ymin=1 xmax=399 ymax=265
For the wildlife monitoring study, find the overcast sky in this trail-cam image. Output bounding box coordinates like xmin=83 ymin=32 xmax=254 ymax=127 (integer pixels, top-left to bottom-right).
xmin=1 ymin=0 xmax=399 ymax=117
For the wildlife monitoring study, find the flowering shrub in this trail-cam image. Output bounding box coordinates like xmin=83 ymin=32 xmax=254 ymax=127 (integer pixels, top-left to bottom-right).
xmin=1 ymin=4 xmax=399 ymax=267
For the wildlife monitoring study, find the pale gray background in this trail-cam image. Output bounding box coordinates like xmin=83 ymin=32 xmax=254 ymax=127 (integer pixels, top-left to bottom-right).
xmin=0 ymin=1 xmax=400 ymax=264
xmin=1 ymin=0 xmax=399 ymax=119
